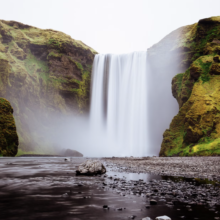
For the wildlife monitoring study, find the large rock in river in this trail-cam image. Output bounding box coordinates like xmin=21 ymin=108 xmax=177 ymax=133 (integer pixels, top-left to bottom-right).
xmin=0 ymin=98 xmax=18 ymax=156
xmin=76 ymin=160 xmax=106 ymax=175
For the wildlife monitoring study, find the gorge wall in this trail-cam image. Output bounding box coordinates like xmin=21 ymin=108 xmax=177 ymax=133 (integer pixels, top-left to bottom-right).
xmin=0 ymin=20 xmax=96 ymax=154
xmin=151 ymin=16 xmax=220 ymax=156
xmin=1 ymin=16 xmax=220 ymax=157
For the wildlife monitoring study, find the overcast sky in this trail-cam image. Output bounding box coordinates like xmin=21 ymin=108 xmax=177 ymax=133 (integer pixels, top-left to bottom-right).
xmin=1 ymin=0 xmax=220 ymax=54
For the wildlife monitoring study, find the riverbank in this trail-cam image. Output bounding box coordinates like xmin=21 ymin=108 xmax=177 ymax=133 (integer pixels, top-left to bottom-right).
xmin=103 ymin=157 xmax=220 ymax=182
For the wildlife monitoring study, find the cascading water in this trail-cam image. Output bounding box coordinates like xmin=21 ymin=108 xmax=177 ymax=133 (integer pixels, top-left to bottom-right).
xmin=90 ymin=51 xmax=150 ymax=157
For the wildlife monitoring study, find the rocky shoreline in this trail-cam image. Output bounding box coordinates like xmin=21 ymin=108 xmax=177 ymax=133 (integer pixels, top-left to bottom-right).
xmin=102 ymin=157 xmax=220 ymax=182
xmin=100 ymin=157 xmax=220 ymax=219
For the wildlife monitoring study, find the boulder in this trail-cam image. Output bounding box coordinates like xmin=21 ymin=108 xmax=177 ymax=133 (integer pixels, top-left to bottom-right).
xmin=76 ymin=160 xmax=106 ymax=175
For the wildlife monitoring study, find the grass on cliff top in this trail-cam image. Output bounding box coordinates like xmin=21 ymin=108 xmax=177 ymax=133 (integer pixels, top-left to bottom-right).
xmin=0 ymin=20 xmax=97 ymax=54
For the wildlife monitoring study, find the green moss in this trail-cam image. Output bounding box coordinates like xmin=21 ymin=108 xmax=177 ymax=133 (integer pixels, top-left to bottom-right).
xmin=77 ymin=70 xmax=90 ymax=112
xmin=0 ymin=98 xmax=18 ymax=156
xmin=0 ymin=52 xmax=7 ymax=59
xmin=70 ymin=88 xmax=78 ymax=92
xmin=175 ymin=73 xmax=184 ymax=97
xmin=48 ymin=38 xmax=61 ymax=47
xmin=190 ymin=25 xmax=220 ymax=63
xmin=50 ymin=77 xmax=68 ymax=84
xmin=161 ymin=73 xmax=220 ymax=157
xmin=24 ymin=52 xmax=49 ymax=82
xmin=198 ymin=59 xmax=212 ymax=83
xmin=75 ymin=61 xmax=83 ymax=71
xmin=47 ymin=51 xmax=62 ymax=58
xmin=69 ymin=58 xmax=84 ymax=73
xmin=71 ymin=78 xmax=80 ymax=84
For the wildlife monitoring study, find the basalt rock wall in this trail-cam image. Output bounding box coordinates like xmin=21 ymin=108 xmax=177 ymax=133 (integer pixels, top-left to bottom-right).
xmin=0 ymin=20 xmax=97 ymax=154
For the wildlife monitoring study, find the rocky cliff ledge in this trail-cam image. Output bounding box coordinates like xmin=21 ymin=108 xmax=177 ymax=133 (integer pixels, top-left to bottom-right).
xmin=0 ymin=20 xmax=97 ymax=153
xmin=0 ymin=98 xmax=18 ymax=156
xmin=158 ymin=16 xmax=220 ymax=156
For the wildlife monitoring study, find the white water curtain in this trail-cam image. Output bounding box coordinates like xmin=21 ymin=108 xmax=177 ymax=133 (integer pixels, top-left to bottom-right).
xmin=90 ymin=52 xmax=149 ymax=157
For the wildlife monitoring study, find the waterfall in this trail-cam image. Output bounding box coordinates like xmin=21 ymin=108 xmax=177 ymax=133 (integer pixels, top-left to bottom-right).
xmin=90 ymin=51 xmax=150 ymax=157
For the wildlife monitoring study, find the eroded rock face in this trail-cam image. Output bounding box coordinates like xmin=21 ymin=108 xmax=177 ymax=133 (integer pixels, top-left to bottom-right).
xmin=0 ymin=98 xmax=18 ymax=156
xmin=76 ymin=160 xmax=106 ymax=175
xmin=160 ymin=16 xmax=220 ymax=156
xmin=0 ymin=20 xmax=97 ymax=153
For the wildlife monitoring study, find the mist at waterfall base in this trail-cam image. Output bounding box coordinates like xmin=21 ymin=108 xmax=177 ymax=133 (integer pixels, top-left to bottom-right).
xmin=34 ymin=51 xmax=181 ymax=157
xmin=48 ymin=52 xmax=149 ymax=157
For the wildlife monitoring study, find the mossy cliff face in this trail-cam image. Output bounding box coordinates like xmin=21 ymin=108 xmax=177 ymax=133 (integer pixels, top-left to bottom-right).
xmin=0 ymin=20 xmax=97 ymax=153
xmin=0 ymin=98 xmax=18 ymax=156
xmin=147 ymin=16 xmax=201 ymax=154
xmin=160 ymin=16 xmax=220 ymax=156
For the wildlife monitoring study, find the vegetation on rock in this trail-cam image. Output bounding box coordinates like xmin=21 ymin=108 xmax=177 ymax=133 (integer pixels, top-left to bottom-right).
xmin=0 ymin=20 xmax=97 ymax=154
xmin=0 ymin=98 xmax=18 ymax=156
xmin=160 ymin=16 xmax=220 ymax=156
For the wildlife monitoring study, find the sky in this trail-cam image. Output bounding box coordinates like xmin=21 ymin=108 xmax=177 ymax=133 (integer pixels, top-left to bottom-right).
xmin=1 ymin=0 xmax=220 ymax=54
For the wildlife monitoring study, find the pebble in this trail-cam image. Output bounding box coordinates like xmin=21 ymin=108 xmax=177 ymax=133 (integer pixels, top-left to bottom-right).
xmin=150 ymin=199 xmax=157 ymax=205
xmin=156 ymin=216 xmax=171 ymax=220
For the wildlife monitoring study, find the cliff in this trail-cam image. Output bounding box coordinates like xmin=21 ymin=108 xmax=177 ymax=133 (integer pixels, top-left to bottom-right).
xmin=0 ymin=98 xmax=18 ymax=156
xmin=158 ymin=16 xmax=220 ymax=156
xmin=147 ymin=18 xmax=199 ymax=154
xmin=0 ymin=20 xmax=97 ymax=154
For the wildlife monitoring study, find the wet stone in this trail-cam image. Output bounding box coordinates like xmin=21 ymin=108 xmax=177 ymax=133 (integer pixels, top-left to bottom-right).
xmin=149 ymin=199 xmax=157 ymax=205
